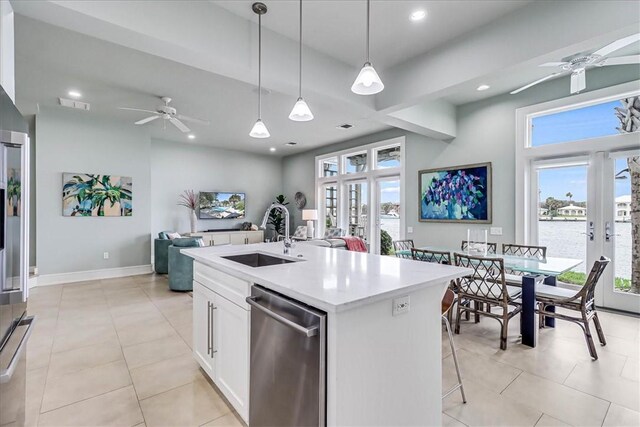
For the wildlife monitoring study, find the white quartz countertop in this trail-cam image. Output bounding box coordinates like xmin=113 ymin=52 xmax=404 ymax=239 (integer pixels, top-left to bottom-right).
xmin=182 ymin=242 xmax=471 ymax=313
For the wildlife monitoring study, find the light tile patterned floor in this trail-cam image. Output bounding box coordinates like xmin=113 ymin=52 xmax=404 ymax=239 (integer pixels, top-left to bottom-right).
xmin=26 ymin=274 xmax=640 ymax=426
xmin=26 ymin=274 xmax=243 ymax=427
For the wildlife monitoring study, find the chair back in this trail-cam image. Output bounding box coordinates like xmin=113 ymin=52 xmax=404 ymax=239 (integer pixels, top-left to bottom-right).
xmin=461 ymin=240 xmax=497 ymax=254
xmin=577 ymin=256 xmax=610 ymax=309
xmin=502 ymin=243 xmax=546 ymax=260
xmin=393 ymin=239 xmax=414 ymax=259
xmin=412 ymin=248 xmax=451 ymax=265
xmin=454 ymin=253 xmax=510 ymax=303
xmin=442 ymin=289 xmax=455 ymax=316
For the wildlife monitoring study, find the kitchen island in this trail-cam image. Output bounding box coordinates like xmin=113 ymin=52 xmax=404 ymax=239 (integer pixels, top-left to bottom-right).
xmin=182 ymin=242 xmax=470 ymax=426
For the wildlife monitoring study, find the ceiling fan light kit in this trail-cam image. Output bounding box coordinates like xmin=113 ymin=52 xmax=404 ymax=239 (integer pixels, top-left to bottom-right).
xmin=352 ymin=0 xmax=384 ymax=95
xmin=289 ymin=0 xmax=314 ymax=122
xmin=511 ymin=32 xmax=640 ymax=95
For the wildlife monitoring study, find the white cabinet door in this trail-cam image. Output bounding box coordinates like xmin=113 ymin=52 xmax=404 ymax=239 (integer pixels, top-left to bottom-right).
xmin=210 ymin=234 xmax=231 ymax=246
xmin=246 ymin=231 xmax=263 ymax=244
xmin=193 ymin=282 xmax=216 ymax=377
xmin=214 ymin=294 xmax=250 ymax=422
xmin=229 ymin=233 xmax=247 ymax=245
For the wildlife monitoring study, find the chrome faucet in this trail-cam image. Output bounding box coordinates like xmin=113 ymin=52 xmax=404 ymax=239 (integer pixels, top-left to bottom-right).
xmin=260 ymin=203 xmax=292 ymax=254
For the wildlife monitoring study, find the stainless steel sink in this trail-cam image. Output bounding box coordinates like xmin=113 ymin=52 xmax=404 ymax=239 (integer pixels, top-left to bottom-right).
xmin=221 ymin=252 xmax=301 ymax=268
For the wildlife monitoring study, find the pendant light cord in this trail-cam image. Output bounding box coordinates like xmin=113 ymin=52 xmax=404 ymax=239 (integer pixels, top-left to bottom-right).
xmin=298 ymin=0 xmax=303 ymax=99
xmin=258 ymin=12 xmax=262 ymax=119
xmin=366 ymin=0 xmax=370 ymax=64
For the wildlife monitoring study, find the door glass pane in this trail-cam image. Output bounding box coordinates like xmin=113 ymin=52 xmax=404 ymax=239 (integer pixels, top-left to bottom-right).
xmin=537 ymin=165 xmax=588 ymax=285
xmin=348 ymin=182 xmax=368 ymax=241
xmin=379 ymin=180 xmax=400 ymax=255
xmin=344 ymin=152 xmax=367 ymax=174
xmin=531 ymin=97 xmax=639 ymax=147
xmin=321 ymin=158 xmax=338 ymax=177
xmin=375 ymin=145 xmax=401 ymax=169
xmin=613 ymin=157 xmax=637 ymax=295
xmin=323 ymin=184 xmax=338 ymax=229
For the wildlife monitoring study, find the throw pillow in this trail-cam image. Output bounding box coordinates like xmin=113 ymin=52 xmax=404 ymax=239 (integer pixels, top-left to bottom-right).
xmin=167 ymin=232 xmax=181 ymax=240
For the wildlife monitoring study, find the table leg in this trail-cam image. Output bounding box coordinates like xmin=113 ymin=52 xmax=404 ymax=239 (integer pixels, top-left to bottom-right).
xmin=543 ymin=275 xmax=556 ymax=328
xmin=521 ymin=275 xmax=537 ymax=348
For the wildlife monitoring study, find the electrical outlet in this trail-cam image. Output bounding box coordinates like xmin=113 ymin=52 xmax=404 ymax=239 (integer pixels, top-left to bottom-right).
xmin=392 ymin=295 xmax=410 ymax=316
xmin=407 ymin=226 xmax=414 ymax=234
xmin=103 ymin=252 xmax=109 ymax=260
xmin=490 ymin=227 xmax=503 ymax=236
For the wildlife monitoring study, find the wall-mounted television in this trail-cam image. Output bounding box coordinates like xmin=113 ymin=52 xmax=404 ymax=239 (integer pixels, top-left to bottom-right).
xmin=198 ymin=192 xmax=245 ymax=219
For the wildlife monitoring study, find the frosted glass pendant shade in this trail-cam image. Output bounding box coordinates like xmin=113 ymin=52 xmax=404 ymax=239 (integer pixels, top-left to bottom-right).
xmin=289 ymin=97 xmax=314 ymax=121
xmin=351 ymin=62 xmax=384 ymax=95
xmin=249 ymin=119 xmax=270 ymax=138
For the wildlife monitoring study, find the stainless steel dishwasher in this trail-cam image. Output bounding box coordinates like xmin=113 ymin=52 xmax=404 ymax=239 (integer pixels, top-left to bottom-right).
xmin=246 ymin=285 xmax=326 ymax=427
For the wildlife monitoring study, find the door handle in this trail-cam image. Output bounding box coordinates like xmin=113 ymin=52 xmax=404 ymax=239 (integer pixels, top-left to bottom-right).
xmin=581 ymin=221 xmax=595 ymax=241
xmin=604 ymin=221 xmax=620 ymax=242
xmin=246 ymin=296 xmax=318 ymax=337
xmin=0 ymin=316 xmax=35 ymax=384
xmin=210 ymin=303 xmax=216 ymax=358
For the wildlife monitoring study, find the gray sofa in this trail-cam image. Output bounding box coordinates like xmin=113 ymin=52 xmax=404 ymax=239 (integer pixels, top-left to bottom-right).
xmin=302 ymin=227 xmax=347 ymax=250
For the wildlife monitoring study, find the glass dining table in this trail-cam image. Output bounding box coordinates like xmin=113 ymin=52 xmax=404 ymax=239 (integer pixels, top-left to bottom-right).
xmin=397 ymin=246 xmax=583 ymax=348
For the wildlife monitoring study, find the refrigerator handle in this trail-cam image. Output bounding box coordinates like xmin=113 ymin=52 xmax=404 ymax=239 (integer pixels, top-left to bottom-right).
xmin=0 ymin=316 xmax=35 ymax=384
xmin=246 ymin=296 xmax=318 ymax=337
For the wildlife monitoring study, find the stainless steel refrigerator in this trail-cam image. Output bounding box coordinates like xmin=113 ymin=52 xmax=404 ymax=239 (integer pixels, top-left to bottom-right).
xmin=0 ymin=84 xmax=33 ymax=427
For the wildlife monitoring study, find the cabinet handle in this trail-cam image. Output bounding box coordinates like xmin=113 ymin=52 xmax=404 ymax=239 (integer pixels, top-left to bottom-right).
xmin=210 ymin=303 xmax=215 ymax=359
xmin=207 ymin=301 xmax=212 ymax=355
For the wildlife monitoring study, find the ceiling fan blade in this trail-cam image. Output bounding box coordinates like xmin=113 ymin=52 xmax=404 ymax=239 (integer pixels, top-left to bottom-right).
xmin=570 ymin=71 xmax=586 ymax=94
xmin=135 ymin=115 xmax=160 ymax=125
xmin=539 ymin=62 xmax=568 ymax=67
xmin=177 ymin=114 xmax=210 ymax=125
xmin=169 ymin=117 xmax=191 ymax=133
xmin=119 ymin=107 xmax=159 ymax=114
xmin=601 ymin=55 xmax=640 ymax=66
xmin=510 ymin=73 xmax=561 ymax=95
xmin=593 ymin=33 xmax=640 ymax=57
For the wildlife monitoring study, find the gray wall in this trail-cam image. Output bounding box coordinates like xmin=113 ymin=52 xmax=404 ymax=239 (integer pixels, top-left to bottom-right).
xmin=34 ymin=108 xmax=283 ymax=275
xmin=36 ymin=107 xmax=151 ymax=275
xmin=150 ymin=138 xmax=283 ymax=239
xmin=283 ymin=67 xmax=640 ymax=247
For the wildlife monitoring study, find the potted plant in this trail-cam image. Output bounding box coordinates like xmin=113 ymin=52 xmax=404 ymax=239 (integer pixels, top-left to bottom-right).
xmin=178 ymin=190 xmax=198 ymax=233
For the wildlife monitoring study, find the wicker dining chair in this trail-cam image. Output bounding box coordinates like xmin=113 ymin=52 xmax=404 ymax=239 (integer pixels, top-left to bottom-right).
xmin=461 ymin=241 xmax=497 ymax=254
xmin=411 ymin=248 xmax=451 ymax=265
xmin=393 ymin=239 xmax=415 ymax=259
xmin=536 ymin=256 xmax=610 ymax=360
xmin=454 ymin=253 xmax=522 ymax=350
xmin=502 ymin=243 xmax=547 ymax=277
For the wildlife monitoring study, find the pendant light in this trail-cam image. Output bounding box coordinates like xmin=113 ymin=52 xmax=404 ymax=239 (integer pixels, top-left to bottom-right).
xmin=351 ymin=0 xmax=384 ymax=95
xmin=289 ymin=0 xmax=314 ymax=121
xmin=250 ymin=2 xmax=270 ymax=138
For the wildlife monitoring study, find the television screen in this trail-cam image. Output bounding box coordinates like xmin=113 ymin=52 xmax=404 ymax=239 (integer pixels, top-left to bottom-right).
xmin=198 ymin=192 xmax=245 ymax=219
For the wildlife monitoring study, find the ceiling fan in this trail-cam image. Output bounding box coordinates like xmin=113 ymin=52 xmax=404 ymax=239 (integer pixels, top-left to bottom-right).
xmin=119 ymin=97 xmax=209 ymax=133
xmin=511 ymin=33 xmax=640 ymax=95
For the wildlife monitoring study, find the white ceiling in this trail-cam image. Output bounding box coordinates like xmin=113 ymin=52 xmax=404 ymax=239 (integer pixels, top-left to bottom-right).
xmin=11 ymin=0 xmax=640 ymax=154
xmin=214 ymin=0 xmax=531 ymax=69
xmin=14 ymin=15 xmax=389 ymax=155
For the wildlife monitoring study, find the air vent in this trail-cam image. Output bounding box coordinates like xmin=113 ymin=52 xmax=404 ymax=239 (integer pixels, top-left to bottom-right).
xmin=59 ymin=98 xmax=90 ymax=111
xmin=285 ymin=141 xmax=297 ymax=146
xmin=337 ymin=123 xmax=353 ymax=130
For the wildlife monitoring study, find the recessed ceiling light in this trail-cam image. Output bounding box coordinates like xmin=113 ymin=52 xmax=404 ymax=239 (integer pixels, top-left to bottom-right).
xmin=269 ymin=147 xmax=276 ymax=152
xmin=188 ymin=134 xmax=196 ymax=140
xmin=410 ymin=10 xmax=426 ymax=21
xmin=68 ymin=90 xmax=82 ymax=98
xmin=476 ymin=84 xmax=490 ymax=91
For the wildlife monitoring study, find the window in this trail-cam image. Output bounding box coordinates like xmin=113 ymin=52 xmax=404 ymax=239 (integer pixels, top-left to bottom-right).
xmin=375 ymin=145 xmax=401 ymax=169
xmin=321 ymin=157 xmax=338 ymax=177
xmin=316 ymin=137 xmax=405 ymax=254
xmin=344 ymin=152 xmax=367 ymax=174
xmin=531 ymin=97 xmax=638 ymax=147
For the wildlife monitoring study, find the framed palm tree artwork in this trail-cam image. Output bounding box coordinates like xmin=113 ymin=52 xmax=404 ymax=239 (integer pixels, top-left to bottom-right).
xmin=62 ymin=173 xmax=132 ymax=217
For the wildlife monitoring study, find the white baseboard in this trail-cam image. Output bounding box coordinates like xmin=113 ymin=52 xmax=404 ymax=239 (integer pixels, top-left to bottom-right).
xmin=33 ymin=264 xmax=153 ymax=287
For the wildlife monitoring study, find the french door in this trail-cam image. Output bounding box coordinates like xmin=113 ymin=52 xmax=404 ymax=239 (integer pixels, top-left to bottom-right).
xmin=531 ymin=151 xmax=639 ymax=313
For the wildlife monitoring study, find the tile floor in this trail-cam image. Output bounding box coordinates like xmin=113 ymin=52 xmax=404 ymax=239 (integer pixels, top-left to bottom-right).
xmin=26 ymin=274 xmax=640 ymax=427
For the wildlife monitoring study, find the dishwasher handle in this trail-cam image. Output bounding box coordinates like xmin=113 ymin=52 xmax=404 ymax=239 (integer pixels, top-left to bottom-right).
xmin=0 ymin=316 xmax=35 ymax=384
xmin=246 ymin=296 xmax=319 ymax=337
